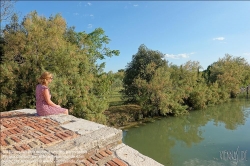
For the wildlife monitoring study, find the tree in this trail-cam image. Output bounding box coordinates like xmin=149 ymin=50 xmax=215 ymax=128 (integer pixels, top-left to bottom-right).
xmin=1 ymin=0 xmax=16 ymax=22
xmin=133 ymin=62 xmax=188 ymax=116
xmin=123 ymin=44 xmax=167 ymax=102
xmin=123 ymin=45 xmax=190 ymax=116
xmin=169 ymin=61 xmax=207 ymax=110
xmin=206 ymin=54 xmax=249 ymax=98
xmin=0 ymin=11 xmax=119 ymax=124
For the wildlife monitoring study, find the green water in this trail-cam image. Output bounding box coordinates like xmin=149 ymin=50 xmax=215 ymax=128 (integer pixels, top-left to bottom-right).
xmin=122 ymin=99 xmax=250 ymax=166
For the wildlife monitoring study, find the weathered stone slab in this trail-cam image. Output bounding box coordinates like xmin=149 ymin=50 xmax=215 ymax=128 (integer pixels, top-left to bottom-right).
xmin=112 ymin=143 xmax=164 ymax=166
xmin=45 ymin=139 xmax=88 ymax=164
xmin=73 ymin=135 xmax=96 ymax=148
xmin=61 ymin=119 xmax=105 ymax=135
xmin=15 ymin=109 xmax=37 ymax=115
xmin=87 ymin=127 xmax=123 ymax=149
xmin=49 ymin=114 xmax=80 ymax=124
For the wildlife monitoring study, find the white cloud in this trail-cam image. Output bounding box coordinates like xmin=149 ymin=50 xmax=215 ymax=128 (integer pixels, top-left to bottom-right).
xmin=164 ymin=52 xmax=194 ymax=59
xmin=124 ymin=3 xmax=138 ymax=9
xmin=87 ymin=24 xmax=93 ymax=29
xmin=90 ymin=14 xmax=94 ymax=17
xmin=213 ymin=37 xmax=225 ymax=41
xmin=73 ymin=13 xmax=79 ymax=16
xmin=85 ymin=2 xmax=92 ymax=6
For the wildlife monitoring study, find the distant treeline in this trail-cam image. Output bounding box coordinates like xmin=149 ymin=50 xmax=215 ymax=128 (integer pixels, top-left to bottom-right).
xmin=1 ymin=12 xmax=249 ymax=124
xmin=121 ymin=45 xmax=250 ymax=117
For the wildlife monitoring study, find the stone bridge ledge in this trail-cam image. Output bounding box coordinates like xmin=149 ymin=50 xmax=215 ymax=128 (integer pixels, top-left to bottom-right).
xmin=0 ymin=109 xmax=163 ymax=166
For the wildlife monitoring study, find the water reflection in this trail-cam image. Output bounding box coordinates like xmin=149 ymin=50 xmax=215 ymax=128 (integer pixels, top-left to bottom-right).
xmin=123 ymin=99 xmax=250 ymax=166
xmin=205 ymin=100 xmax=247 ymax=130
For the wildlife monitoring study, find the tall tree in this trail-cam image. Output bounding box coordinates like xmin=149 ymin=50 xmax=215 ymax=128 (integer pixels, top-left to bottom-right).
xmin=207 ymin=54 xmax=249 ymax=98
xmin=133 ymin=62 xmax=188 ymax=116
xmin=123 ymin=44 xmax=167 ymax=102
xmin=169 ymin=61 xmax=207 ymax=110
xmin=0 ymin=11 xmax=119 ymax=124
xmin=123 ymin=45 xmax=189 ymax=116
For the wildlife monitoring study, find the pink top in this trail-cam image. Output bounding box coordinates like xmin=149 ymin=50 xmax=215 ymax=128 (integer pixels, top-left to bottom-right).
xmin=35 ymin=84 xmax=66 ymax=116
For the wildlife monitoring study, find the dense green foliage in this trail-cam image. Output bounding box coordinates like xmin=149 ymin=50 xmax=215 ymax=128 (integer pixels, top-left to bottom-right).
xmin=0 ymin=12 xmax=119 ymax=124
xmin=204 ymin=54 xmax=250 ymax=98
xmin=1 ymin=12 xmax=249 ymax=125
xmin=123 ymin=44 xmax=168 ymax=102
xmin=111 ymin=70 xmax=124 ymax=90
xmin=123 ymin=45 xmax=250 ymax=117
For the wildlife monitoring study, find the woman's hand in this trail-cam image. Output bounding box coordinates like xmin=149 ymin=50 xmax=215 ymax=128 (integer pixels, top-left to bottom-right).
xmin=43 ymin=89 xmax=61 ymax=108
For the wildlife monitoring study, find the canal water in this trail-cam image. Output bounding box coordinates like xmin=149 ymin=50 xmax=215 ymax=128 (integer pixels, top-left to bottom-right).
xmin=123 ymin=99 xmax=250 ymax=166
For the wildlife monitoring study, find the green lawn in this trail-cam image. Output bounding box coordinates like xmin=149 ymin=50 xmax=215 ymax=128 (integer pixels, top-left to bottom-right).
xmin=108 ymin=88 xmax=124 ymax=106
xmin=106 ymin=88 xmax=141 ymax=127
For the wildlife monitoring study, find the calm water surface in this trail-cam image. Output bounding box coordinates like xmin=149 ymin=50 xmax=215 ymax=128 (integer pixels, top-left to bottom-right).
xmin=123 ymin=99 xmax=250 ymax=166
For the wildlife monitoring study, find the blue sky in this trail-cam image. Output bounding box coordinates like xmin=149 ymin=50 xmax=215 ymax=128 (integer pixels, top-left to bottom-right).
xmin=10 ymin=1 xmax=250 ymax=72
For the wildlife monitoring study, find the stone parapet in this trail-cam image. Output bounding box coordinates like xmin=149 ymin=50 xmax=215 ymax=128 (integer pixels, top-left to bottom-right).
xmin=0 ymin=109 xmax=163 ymax=166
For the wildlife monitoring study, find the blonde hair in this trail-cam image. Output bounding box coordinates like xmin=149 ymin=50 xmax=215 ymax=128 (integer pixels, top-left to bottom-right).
xmin=38 ymin=71 xmax=53 ymax=86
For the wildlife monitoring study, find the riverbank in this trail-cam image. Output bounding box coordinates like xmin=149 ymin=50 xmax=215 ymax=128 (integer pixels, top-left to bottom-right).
xmin=106 ymin=92 xmax=249 ymax=129
xmin=105 ymin=103 xmax=174 ymax=130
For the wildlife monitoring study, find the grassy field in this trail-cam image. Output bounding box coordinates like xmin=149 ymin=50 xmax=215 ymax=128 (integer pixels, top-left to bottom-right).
xmin=106 ymin=88 xmax=143 ymax=128
xmin=108 ymin=88 xmax=124 ymax=106
xmin=106 ymin=88 xmax=160 ymax=129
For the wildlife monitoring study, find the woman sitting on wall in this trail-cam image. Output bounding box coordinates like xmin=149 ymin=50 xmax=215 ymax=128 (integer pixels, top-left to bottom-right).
xmin=36 ymin=71 xmax=68 ymax=116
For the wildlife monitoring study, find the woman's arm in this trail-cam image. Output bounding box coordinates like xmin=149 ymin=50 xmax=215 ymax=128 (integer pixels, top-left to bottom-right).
xmin=43 ymin=88 xmax=60 ymax=107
